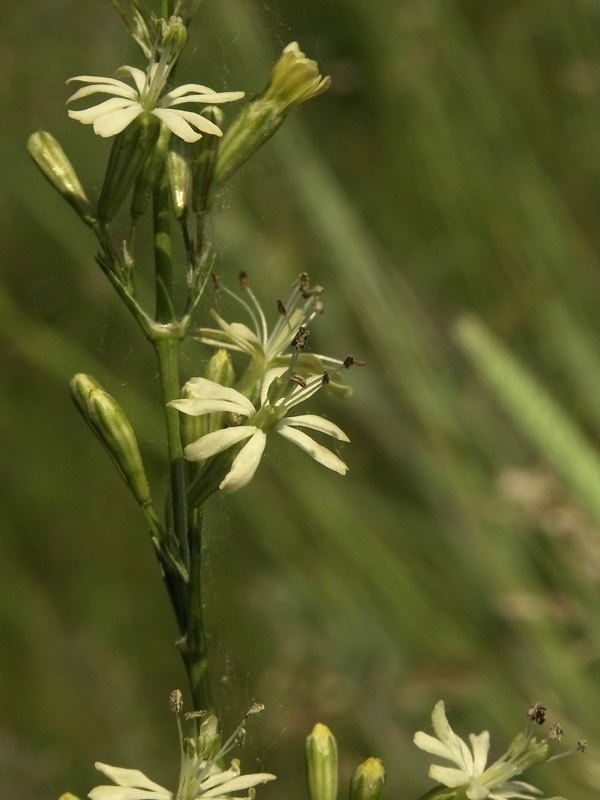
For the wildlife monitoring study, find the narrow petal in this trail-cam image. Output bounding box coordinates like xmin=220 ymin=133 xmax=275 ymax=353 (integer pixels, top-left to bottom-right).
xmin=169 ymin=397 xmax=251 ymax=417
xmin=88 ymin=787 xmax=169 ymax=800
xmin=220 ymin=430 xmax=267 ymax=492
xmin=428 ymin=765 xmax=471 ymax=788
xmin=162 ymin=82 xmax=218 ymax=97
xmin=88 ymin=788 xmax=169 ymax=800
xmin=115 ymin=65 xmax=148 ymax=94
xmin=469 ymin=731 xmax=490 ymax=776
xmin=202 ymin=772 xmax=276 ymax=797
xmin=149 ymin=109 xmax=203 ymax=142
xmin=167 ymin=90 xmax=246 ymax=105
xmin=184 ymin=426 xmax=256 ymax=461
xmin=431 ymin=701 xmax=475 ymax=774
xmin=67 ymin=82 xmax=138 ymax=103
xmin=67 ymin=97 xmax=135 ymax=124
xmin=413 ymin=731 xmax=456 ymax=760
xmin=154 ymin=107 xmax=224 ymax=137
xmin=93 ymin=764 xmax=167 ymax=793
xmin=67 ymin=74 xmax=135 ymax=87
xmin=180 ymin=378 xmax=256 ymax=415
xmin=276 ymin=424 xmax=348 ymax=474
xmin=93 ymin=104 xmax=143 ymax=137
xmin=283 ymin=414 xmax=350 ymax=442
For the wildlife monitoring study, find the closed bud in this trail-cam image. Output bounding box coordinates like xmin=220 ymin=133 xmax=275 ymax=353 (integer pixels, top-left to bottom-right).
xmin=70 ymin=373 xmax=152 ymax=507
xmin=27 ymin=131 xmax=95 ymax=226
xmin=306 ymin=723 xmax=338 ymax=800
xmin=98 ymin=114 xmax=161 ymax=221
xmin=167 ymin=134 xmax=191 ymax=219
xmin=160 ymin=15 xmax=187 ymax=56
xmin=349 ymin=758 xmax=386 ymax=800
xmin=213 ymin=42 xmax=330 ymax=192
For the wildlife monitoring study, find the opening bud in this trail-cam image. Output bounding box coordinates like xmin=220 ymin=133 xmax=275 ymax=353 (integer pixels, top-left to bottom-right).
xmin=349 ymin=757 xmax=386 ymax=800
xmin=213 ymin=42 xmax=330 ymax=191
xmin=70 ymin=373 xmax=152 ymax=508
xmin=27 ymin=132 xmax=95 ymax=227
xmin=306 ymin=723 xmax=338 ymax=800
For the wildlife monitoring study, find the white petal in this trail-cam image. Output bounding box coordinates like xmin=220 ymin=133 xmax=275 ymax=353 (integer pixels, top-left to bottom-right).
xmin=93 ymin=104 xmax=143 ymax=137
xmin=413 ymin=731 xmax=456 ymax=760
xmin=428 ymin=765 xmax=471 ymax=788
xmin=220 ymin=430 xmax=267 ymax=492
xmin=181 ymin=378 xmax=255 ymax=415
xmin=93 ymin=764 xmax=167 ymax=793
xmin=67 ymin=82 xmax=138 ymax=103
xmin=163 ymin=82 xmax=218 ymax=97
xmin=158 ymin=108 xmax=224 ymax=136
xmin=202 ymin=772 xmax=276 ymax=797
xmin=469 ymin=731 xmax=490 ymax=776
xmin=67 ymin=97 xmax=136 ymax=124
xmin=115 ymin=66 xmax=148 ymax=94
xmin=184 ymin=426 xmax=256 ymax=461
xmin=283 ymin=414 xmax=350 ymax=442
xmin=167 ymin=90 xmax=246 ymax=106
xmin=88 ymin=787 xmax=169 ymax=800
xmin=152 ymin=108 xmax=223 ymax=141
xmin=169 ymin=397 xmax=252 ymax=417
xmin=431 ymin=701 xmax=475 ymax=774
xmin=276 ymin=424 xmax=348 ymax=474
xmin=67 ymin=74 xmax=135 ymax=88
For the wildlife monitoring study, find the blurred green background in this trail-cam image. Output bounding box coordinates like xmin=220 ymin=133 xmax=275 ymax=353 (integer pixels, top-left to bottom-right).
xmin=3 ymin=0 xmax=600 ymax=796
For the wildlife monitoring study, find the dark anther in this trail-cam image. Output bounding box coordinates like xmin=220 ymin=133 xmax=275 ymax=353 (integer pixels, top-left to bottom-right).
xmin=291 ymin=326 xmax=310 ymax=350
xmin=277 ymin=299 xmax=286 ymax=316
xmin=549 ymin=722 xmax=563 ymax=741
xmin=238 ymin=271 xmax=248 ymax=289
xmin=527 ymin=703 xmax=547 ymax=725
xmin=322 ymin=372 xmax=331 ymax=385
xmin=290 ymin=374 xmax=307 ymax=388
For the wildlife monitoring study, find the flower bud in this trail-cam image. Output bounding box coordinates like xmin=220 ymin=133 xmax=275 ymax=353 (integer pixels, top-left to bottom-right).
xmin=98 ymin=114 xmax=161 ymax=221
xmin=263 ymin=42 xmax=331 ymax=111
xmin=192 ymin=106 xmax=223 ymax=215
xmin=27 ymin=131 xmax=95 ymax=226
xmin=70 ymin=373 xmax=152 ymax=507
xmin=213 ymin=42 xmax=330 ymax=191
xmin=167 ymin=134 xmax=191 ymax=219
xmin=306 ymin=723 xmax=338 ymax=800
xmin=160 ymin=15 xmax=187 ymax=56
xmin=349 ymin=758 xmax=386 ymax=800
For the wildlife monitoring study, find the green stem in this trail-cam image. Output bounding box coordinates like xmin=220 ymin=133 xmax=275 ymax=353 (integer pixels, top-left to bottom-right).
xmin=179 ymin=511 xmax=213 ymax=712
xmin=154 ymin=336 xmax=189 ymax=573
xmin=153 ymin=167 xmax=176 ymax=324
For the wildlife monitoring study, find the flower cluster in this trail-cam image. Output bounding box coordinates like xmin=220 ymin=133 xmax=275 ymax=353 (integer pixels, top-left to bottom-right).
xmin=414 ymin=700 xmax=585 ymax=800
xmin=67 ymin=16 xmax=244 ymax=142
xmin=196 ymin=273 xmax=354 ymax=400
xmin=170 ymin=366 xmax=350 ymax=493
xmin=88 ymin=694 xmax=275 ymax=800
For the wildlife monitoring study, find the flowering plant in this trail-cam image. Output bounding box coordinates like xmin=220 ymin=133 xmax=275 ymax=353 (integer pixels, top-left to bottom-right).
xmin=26 ymin=2 xmax=585 ymax=800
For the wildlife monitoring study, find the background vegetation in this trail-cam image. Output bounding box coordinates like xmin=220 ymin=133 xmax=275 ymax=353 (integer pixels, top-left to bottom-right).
xmin=2 ymin=0 xmax=600 ymax=796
